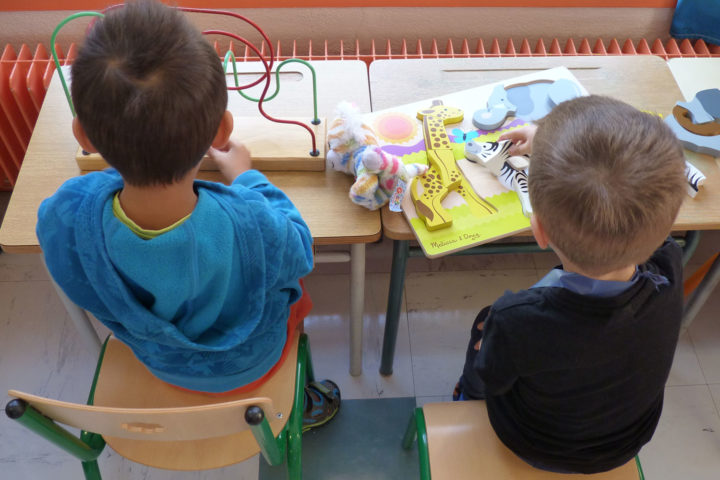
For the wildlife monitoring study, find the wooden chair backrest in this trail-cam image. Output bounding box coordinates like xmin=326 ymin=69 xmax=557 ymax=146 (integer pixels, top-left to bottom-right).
xmin=7 ymin=390 xmax=274 ymax=442
xmin=422 ymin=401 xmax=639 ymax=480
xmin=8 ymin=332 xmax=300 ymax=443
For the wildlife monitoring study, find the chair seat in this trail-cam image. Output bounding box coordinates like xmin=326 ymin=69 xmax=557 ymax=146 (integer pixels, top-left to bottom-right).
xmin=422 ymin=401 xmax=639 ymax=480
xmin=92 ymin=334 xmax=299 ymax=471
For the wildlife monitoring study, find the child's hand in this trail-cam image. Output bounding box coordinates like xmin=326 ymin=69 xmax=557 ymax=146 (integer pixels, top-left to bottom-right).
xmin=499 ymin=124 xmax=538 ymax=156
xmin=207 ymin=140 xmax=252 ymax=183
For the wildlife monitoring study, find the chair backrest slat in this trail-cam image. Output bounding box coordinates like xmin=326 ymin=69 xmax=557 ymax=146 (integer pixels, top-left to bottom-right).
xmin=8 ymin=390 xmax=276 ymax=442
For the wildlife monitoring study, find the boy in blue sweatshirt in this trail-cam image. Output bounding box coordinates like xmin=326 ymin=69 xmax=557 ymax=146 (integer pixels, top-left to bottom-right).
xmin=37 ymin=0 xmax=338 ymax=429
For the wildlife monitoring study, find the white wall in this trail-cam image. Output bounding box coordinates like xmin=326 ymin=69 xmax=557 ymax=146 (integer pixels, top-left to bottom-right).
xmin=0 ymin=7 xmax=674 ymax=54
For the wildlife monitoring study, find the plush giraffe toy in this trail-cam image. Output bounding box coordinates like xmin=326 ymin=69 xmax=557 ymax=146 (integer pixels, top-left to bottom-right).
xmin=327 ymin=102 xmax=428 ymax=210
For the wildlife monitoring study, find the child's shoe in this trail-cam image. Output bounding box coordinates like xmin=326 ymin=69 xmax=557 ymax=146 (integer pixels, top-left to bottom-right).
xmin=302 ymin=379 xmax=341 ymax=432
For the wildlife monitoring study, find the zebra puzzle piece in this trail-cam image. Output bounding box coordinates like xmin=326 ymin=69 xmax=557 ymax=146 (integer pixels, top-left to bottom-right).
xmin=464 ymin=140 xmax=532 ymax=217
xmin=685 ymin=160 xmax=706 ymax=198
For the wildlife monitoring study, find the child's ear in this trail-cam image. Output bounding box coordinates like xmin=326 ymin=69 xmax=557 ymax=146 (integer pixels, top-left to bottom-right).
xmin=72 ymin=118 xmax=98 ymax=153
xmin=530 ymin=214 xmax=550 ymax=249
xmin=211 ymin=111 xmax=234 ymax=149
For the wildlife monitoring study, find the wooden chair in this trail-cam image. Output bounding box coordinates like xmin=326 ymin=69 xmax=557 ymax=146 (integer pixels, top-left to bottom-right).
xmin=403 ymin=401 xmax=644 ymax=480
xmin=5 ymin=332 xmax=312 ymax=480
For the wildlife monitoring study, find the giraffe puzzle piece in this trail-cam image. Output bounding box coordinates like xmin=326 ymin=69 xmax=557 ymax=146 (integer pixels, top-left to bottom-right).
xmin=412 ymin=100 xmax=497 ymax=231
xmin=665 ymin=88 xmax=720 ymax=157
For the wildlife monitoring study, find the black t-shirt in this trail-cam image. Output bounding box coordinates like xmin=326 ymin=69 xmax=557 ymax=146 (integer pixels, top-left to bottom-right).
xmin=475 ymin=239 xmax=683 ymax=473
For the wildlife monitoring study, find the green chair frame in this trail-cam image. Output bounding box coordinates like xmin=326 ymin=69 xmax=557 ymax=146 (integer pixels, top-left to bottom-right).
xmin=5 ymin=333 xmax=314 ymax=480
xmin=402 ymin=407 xmax=646 ymax=480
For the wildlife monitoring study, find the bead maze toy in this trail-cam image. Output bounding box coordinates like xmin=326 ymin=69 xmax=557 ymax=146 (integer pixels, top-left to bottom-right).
xmin=51 ymin=6 xmax=326 ymax=172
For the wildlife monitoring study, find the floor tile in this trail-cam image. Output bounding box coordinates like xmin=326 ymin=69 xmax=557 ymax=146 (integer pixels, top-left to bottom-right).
xmin=709 ymin=384 xmax=720 ymax=418
xmin=0 ymin=278 xmax=260 ymax=480
xmin=532 ymin=250 xmax=562 ymax=271
xmin=405 ymin=269 xmax=539 ymax=397
xmin=639 ymin=385 xmax=720 ymax=480
xmin=688 ymin=288 xmax=720 ymax=383
xmin=303 ymin=272 xmax=415 ymax=400
xmin=0 ymin=252 xmax=48 ymax=282
xmin=427 ymin=251 xmax=537 ymax=273
xmin=259 ymin=397 xmax=418 ymax=480
xmin=685 ymin=230 xmax=720 ymax=271
xmin=666 ymin=332 xmax=706 ymax=387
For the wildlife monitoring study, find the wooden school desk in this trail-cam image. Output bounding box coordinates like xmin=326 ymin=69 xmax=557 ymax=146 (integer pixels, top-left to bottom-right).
xmin=667 ymin=58 xmax=720 ymax=329
xmin=370 ymin=56 xmax=720 ymax=375
xmin=0 ymin=60 xmax=381 ymax=376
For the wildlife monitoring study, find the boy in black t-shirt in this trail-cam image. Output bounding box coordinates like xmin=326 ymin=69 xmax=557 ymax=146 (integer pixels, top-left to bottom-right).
xmin=455 ymin=95 xmax=687 ymax=474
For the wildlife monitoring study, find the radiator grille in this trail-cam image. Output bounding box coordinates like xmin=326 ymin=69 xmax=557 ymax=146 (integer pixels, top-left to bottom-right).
xmin=0 ymin=43 xmax=76 ymax=191
xmin=1 ymin=36 xmax=718 ymax=191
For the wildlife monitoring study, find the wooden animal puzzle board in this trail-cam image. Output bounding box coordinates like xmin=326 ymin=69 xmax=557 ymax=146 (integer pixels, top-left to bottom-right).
xmin=364 ymin=67 xmax=588 ymax=258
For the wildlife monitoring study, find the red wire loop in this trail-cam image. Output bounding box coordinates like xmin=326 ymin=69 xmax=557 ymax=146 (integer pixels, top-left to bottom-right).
xmin=83 ymin=5 xmax=318 ymax=154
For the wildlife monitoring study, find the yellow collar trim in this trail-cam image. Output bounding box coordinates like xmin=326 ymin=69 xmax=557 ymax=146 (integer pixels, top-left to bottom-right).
xmin=112 ymin=192 xmax=192 ymax=240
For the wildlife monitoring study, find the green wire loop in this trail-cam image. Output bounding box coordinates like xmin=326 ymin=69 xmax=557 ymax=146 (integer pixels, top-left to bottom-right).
xmin=51 ymin=12 xmax=105 ymax=117
xmin=223 ymin=52 xmax=320 ymax=123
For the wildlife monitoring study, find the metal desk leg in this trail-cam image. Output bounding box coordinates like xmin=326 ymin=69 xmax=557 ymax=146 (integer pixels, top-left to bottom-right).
xmin=683 ymin=253 xmax=720 ymax=330
xmin=380 ymin=239 xmax=409 ymax=376
xmin=349 ymin=243 xmax=366 ymax=376
xmin=47 ymin=274 xmax=101 ymax=358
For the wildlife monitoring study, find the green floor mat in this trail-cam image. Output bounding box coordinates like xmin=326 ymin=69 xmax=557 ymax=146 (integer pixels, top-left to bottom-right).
xmin=259 ymin=397 xmax=419 ymax=480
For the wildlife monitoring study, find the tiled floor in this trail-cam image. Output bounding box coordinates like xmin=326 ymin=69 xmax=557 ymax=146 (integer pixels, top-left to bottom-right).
xmin=1 ymin=233 xmax=720 ymax=479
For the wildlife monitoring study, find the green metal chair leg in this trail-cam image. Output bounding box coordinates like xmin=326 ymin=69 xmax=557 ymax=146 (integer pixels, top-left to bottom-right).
xmin=402 ymin=407 xmax=431 ymax=480
xmin=635 ymin=455 xmax=645 ymax=480
xmin=402 ymin=411 xmax=417 ymax=450
xmin=247 ymin=406 xmax=286 ymax=466
xmin=5 ymin=399 xmax=106 ymax=480
xmin=286 ymin=334 xmax=310 ymax=479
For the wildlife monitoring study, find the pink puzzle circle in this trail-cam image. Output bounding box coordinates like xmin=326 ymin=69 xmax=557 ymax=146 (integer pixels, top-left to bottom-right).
xmin=375 ymin=113 xmax=417 ymax=143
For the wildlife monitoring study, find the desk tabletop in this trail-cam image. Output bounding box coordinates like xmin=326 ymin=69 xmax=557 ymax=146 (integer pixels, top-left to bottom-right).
xmin=0 ymin=61 xmax=381 ymax=253
xmin=667 ymin=58 xmax=720 ymax=101
xmin=370 ymin=56 xmax=720 ymax=240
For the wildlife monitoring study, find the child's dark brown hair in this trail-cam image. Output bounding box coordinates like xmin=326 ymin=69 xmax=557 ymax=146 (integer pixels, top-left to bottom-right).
xmin=71 ymin=0 xmax=227 ymax=186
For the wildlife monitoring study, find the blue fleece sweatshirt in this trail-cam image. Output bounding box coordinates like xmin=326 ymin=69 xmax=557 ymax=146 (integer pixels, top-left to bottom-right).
xmin=37 ymin=169 xmax=313 ymax=392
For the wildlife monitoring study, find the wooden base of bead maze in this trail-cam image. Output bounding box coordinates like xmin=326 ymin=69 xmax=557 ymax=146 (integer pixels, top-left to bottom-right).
xmin=75 ymin=116 xmax=327 ymax=172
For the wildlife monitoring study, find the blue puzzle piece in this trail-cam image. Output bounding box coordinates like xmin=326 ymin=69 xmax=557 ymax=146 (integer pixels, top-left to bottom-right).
xmin=696 ymin=88 xmax=720 ymax=119
xmin=472 ymin=84 xmax=517 ymax=130
xmin=666 ymin=114 xmax=720 ymax=157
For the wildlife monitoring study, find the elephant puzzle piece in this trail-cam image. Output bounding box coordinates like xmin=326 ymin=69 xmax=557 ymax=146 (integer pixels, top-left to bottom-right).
xmin=411 ymin=100 xmax=497 ymax=231
xmin=464 ymin=139 xmax=533 ymax=217
xmin=665 ymin=88 xmax=720 ymax=157
xmin=472 ymin=84 xmax=517 ymax=130
xmin=472 ymin=78 xmax=583 ymax=131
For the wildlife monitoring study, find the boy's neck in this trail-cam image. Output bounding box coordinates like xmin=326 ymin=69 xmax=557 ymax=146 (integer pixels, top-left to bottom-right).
xmin=119 ymin=175 xmax=198 ymax=230
xmin=560 ymin=258 xmax=636 ymax=283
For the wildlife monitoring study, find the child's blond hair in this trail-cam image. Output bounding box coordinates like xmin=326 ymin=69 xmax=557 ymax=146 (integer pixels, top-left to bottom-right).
xmin=529 ymin=95 xmax=686 ymax=275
